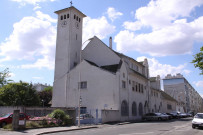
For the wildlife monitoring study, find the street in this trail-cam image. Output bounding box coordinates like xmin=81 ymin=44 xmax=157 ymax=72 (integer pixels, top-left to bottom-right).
xmin=50 ymin=118 xmax=203 ymax=135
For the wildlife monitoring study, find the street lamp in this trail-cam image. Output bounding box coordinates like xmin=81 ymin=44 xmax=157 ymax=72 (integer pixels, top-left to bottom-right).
xmin=78 ymin=37 xmax=93 ymax=127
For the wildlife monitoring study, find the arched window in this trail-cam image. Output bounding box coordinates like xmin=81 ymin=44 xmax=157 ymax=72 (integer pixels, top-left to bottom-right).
xmin=121 ymin=100 xmax=128 ymax=116
xmin=139 ymin=102 xmax=143 ymax=116
xmin=64 ymin=14 xmax=66 ymax=19
xmin=74 ymin=14 xmax=76 ymax=19
xmin=67 ymin=14 xmax=69 ymax=18
xmin=61 ymin=15 xmax=63 ymax=20
xmin=132 ymin=102 xmax=137 ymax=116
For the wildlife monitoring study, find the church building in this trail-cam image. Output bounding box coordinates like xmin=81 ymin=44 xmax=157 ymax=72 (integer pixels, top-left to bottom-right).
xmin=52 ymin=6 xmax=151 ymax=122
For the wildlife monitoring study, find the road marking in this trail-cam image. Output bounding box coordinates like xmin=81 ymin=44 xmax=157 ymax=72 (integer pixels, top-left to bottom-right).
xmin=119 ymin=132 xmax=154 ymax=135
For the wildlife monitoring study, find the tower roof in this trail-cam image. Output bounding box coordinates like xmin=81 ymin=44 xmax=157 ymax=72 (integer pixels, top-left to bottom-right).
xmin=54 ymin=6 xmax=86 ymax=17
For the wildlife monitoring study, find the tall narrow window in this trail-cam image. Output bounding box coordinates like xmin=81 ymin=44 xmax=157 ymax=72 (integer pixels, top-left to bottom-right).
xmin=67 ymin=14 xmax=69 ymax=18
xmin=64 ymin=14 xmax=66 ymax=19
xmin=122 ymin=81 xmax=126 ymax=89
xmin=74 ymin=14 xmax=76 ymax=19
xmin=79 ymin=18 xmax=81 ymax=22
xmin=121 ymin=100 xmax=129 ymax=116
xmin=61 ymin=15 xmax=63 ymax=20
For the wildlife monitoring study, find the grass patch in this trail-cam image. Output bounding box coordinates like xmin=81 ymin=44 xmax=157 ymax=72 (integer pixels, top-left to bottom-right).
xmin=3 ymin=124 xmax=12 ymax=130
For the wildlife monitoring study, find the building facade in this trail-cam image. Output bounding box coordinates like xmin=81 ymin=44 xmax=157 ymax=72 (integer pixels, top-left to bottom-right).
xmin=163 ymin=73 xmax=203 ymax=113
xmin=52 ymin=6 xmax=151 ymax=122
xmin=150 ymin=76 xmax=177 ymax=113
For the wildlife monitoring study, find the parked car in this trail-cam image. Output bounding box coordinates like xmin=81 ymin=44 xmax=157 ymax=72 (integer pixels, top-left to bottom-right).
xmin=142 ymin=113 xmax=169 ymax=121
xmin=179 ymin=113 xmax=187 ymax=118
xmin=76 ymin=113 xmax=94 ymax=120
xmin=166 ymin=113 xmax=178 ymax=119
xmin=0 ymin=113 xmax=29 ymax=127
xmin=170 ymin=111 xmax=181 ymax=119
xmin=162 ymin=113 xmax=172 ymax=120
xmin=192 ymin=113 xmax=203 ymax=129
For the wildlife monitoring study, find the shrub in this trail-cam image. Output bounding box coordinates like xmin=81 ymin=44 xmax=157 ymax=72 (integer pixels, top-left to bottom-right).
xmin=49 ymin=109 xmax=72 ymax=126
xmin=26 ymin=121 xmax=40 ymax=128
xmin=3 ymin=124 xmax=12 ymax=130
xmin=40 ymin=119 xmax=48 ymax=126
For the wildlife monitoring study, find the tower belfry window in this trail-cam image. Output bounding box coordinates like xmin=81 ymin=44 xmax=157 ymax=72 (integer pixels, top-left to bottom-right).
xmin=61 ymin=15 xmax=63 ymax=20
xmin=64 ymin=14 xmax=66 ymax=19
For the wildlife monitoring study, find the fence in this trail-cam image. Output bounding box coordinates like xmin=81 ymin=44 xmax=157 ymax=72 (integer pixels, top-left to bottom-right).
xmin=0 ymin=106 xmax=76 ymax=123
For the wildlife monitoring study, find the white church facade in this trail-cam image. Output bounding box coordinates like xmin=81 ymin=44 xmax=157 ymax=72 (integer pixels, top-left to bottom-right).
xmin=52 ymin=6 xmax=177 ymax=122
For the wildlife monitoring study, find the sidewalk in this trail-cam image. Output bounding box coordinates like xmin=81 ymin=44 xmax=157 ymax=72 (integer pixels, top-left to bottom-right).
xmin=0 ymin=125 xmax=98 ymax=135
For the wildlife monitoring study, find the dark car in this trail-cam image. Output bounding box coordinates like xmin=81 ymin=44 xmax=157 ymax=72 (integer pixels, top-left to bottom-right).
xmin=0 ymin=113 xmax=29 ymax=127
xmin=142 ymin=113 xmax=169 ymax=121
xmin=166 ymin=113 xmax=179 ymax=119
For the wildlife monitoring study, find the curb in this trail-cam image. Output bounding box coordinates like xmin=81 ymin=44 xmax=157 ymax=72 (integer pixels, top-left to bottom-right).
xmin=36 ymin=126 xmax=98 ymax=135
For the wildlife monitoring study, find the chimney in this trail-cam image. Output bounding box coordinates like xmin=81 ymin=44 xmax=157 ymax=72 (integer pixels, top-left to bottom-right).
xmin=109 ymin=36 xmax=112 ymax=49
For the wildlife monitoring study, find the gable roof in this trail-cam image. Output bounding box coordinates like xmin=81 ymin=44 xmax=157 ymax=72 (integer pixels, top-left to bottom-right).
xmin=84 ymin=59 xmax=122 ymax=73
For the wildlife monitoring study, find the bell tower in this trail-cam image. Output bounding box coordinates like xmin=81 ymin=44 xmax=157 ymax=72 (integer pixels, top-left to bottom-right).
xmin=53 ymin=6 xmax=86 ymax=107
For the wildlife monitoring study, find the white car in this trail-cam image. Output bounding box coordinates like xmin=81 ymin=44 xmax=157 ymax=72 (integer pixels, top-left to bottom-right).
xmin=192 ymin=113 xmax=203 ymax=129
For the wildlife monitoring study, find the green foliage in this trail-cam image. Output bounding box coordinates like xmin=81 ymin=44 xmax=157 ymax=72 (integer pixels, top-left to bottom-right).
xmin=0 ymin=68 xmax=13 ymax=88
xmin=43 ymin=86 xmax=53 ymax=92
xmin=38 ymin=90 xmax=52 ymax=107
xmin=3 ymin=124 xmax=12 ymax=130
xmin=0 ymin=81 xmax=40 ymax=106
xmin=192 ymin=46 xmax=203 ymax=75
xmin=26 ymin=121 xmax=41 ymax=128
xmin=50 ymin=109 xmax=72 ymax=126
xmin=50 ymin=109 xmax=66 ymax=120
xmin=40 ymin=119 xmax=48 ymax=126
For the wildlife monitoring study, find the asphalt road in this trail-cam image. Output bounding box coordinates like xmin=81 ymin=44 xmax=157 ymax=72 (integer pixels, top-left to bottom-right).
xmin=50 ymin=118 xmax=203 ymax=135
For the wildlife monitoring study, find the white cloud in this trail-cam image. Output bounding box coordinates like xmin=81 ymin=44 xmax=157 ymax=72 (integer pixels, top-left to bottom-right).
xmin=9 ymin=73 xmax=15 ymax=77
xmin=33 ymin=4 xmax=41 ymax=10
xmin=123 ymin=21 xmax=142 ymax=31
xmin=0 ymin=11 xmax=57 ymax=70
xmin=135 ymin=0 xmax=203 ymax=30
xmin=106 ymin=7 xmax=123 ymax=21
xmin=11 ymin=0 xmax=56 ymax=5
xmin=83 ymin=16 xmax=116 ymax=42
xmin=115 ymin=0 xmax=203 ymax=56
xmin=193 ymin=81 xmax=203 ymax=87
xmin=137 ymin=56 xmax=191 ymax=78
xmin=115 ymin=17 xmax=203 ymax=56
xmin=0 ymin=10 xmax=115 ymax=70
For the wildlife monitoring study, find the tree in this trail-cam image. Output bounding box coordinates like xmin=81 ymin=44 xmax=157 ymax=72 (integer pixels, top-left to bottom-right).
xmin=43 ymin=86 xmax=53 ymax=92
xmin=191 ymin=46 xmax=203 ymax=75
xmin=0 ymin=81 xmax=40 ymax=106
xmin=0 ymin=68 xmax=12 ymax=88
xmin=38 ymin=88 xmax=52 ymax=107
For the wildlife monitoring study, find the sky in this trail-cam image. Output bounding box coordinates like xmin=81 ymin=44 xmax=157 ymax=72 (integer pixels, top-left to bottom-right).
xmin=0 ymin=0 xmax=202 ymax=97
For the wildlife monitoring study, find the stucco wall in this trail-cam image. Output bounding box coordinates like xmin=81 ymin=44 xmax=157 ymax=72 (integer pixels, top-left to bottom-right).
xmin=101 ymin=110 xmax=120 ymax=123
xmin=82 ymin=37 xmax=121 ymax=67
xmin=66 ymin=60 xmax=120 ymax=111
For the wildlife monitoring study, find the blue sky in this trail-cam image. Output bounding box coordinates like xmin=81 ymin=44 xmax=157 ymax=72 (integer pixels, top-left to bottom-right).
xmin=0 ymin=0 xmax=202 ymax=96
